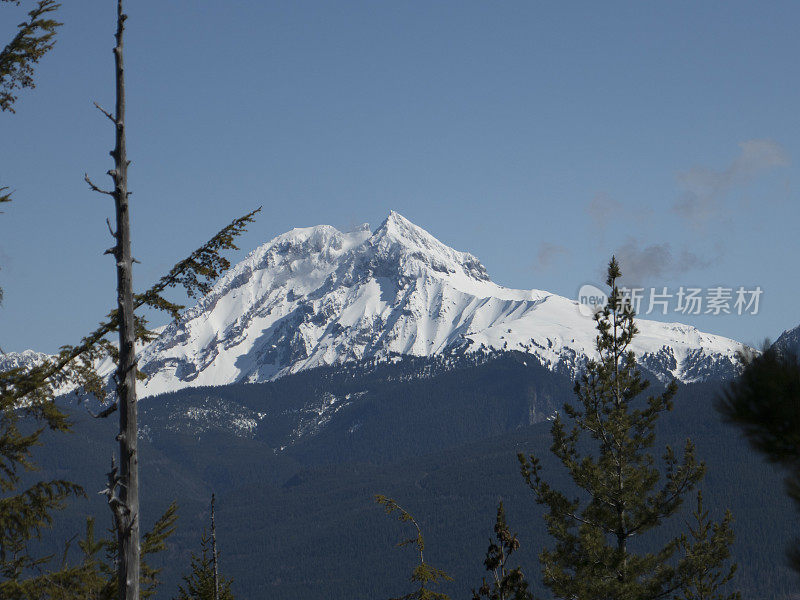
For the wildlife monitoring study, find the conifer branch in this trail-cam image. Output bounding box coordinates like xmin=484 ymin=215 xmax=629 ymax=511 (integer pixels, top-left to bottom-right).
xmin=0 ymin=207 xmax=260 ymax=407
xmin=0 ymin=0 xmax=62 ymax=112
xmin=0 ymin=186 xmax=12 ymax=207
xmin=376 ymin=494 xmax=452 ymax=600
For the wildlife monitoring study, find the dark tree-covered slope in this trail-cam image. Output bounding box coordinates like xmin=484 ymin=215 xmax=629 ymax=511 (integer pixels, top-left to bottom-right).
xmin=20 ymin=354 xmax=796 ymax=599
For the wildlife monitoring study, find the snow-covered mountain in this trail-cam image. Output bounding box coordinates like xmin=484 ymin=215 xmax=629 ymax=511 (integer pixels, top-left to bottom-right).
xmin=772 ymin=324 xmax=800 ymax=357
xmin=0 ymin=349 xmax=53 ymax=375
xmin=130 ymin=211 xmax=746 ymax=397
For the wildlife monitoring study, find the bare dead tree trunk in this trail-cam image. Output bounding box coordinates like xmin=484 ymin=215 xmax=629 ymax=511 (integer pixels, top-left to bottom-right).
xmin=110 ymin=1 xmax=139 ymax=598
xmin=211 ymin=494 xmax=219 ymax=600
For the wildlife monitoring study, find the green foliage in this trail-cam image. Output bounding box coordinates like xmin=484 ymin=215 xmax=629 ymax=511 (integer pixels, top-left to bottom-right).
xmin=717 ymin=346 xmax=800 ymax=574
xmin=0 ymin=482 xmax=85 ymax=599
xmin=717 ymin=346 xmax=800 ymax=466
xmin=517 ymin=256 xmax=734 ymax=599
xmin=376 ymin=494 xmax=452 ymax=600
xmin=0 ymin=345 xmax=84 ymax=597
xmin=472 ymin=502 xmax=532 ymax=600
xmin=174 ymin=529 xmax=234 ymax=600
xmin=677 ymin=491 xmax=740 ymax=600
xmin=0 ymin=0 xmax=61 ymax=113
xmin=141 ymin=501 xmax=180 ymax=598
xmin=0 ymin=500 xmax=177 ymax=599
xmin=62 ymin=502 xmax=178 ymax=600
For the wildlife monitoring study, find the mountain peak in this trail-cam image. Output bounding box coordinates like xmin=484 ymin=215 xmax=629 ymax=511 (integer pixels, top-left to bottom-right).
xmin=132 ymin=213 xmax=748 ymax=396
xmin=369 ymin=211 xmax=491 ymax=283
xmin=375 ymin=210 xmax=428 ymax=240
xmin=385 ymin=209 xmax=407 ymax=222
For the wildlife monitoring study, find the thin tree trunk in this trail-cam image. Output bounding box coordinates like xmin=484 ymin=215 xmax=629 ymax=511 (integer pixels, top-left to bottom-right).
xmin=612 ymin=276 xmax=627 ymax=582
xmin=211 ymin=494 xmax=219 ymax=600
xmin=111 ymin=1 xmax=139 ymax=598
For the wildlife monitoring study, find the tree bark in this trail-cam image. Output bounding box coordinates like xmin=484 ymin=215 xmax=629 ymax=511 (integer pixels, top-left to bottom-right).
xmin=111 ymin=1 xmax=139 ymax=598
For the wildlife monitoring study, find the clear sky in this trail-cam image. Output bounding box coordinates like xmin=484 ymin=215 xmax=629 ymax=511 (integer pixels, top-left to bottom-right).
xmin=1 ymin=0 xmax=797 ymax=353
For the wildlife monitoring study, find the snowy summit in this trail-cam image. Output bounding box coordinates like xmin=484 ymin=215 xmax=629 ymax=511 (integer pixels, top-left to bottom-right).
xmin=131 ymin=211 xmax=746 ymax=397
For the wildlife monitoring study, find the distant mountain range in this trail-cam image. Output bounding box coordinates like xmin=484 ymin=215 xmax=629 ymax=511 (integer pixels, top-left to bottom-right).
xmin=3 ymin=212 xmax=752 ymax=396
xmin=0 ymin=348 xmax=51 ymax=372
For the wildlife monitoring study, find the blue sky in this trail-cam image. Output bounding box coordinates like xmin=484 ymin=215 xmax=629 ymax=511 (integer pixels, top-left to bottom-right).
xmin=1 ymin=0 xmax=797 ymax=353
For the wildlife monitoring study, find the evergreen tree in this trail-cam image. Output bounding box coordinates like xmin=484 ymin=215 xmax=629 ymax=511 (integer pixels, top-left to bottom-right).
xmin=375 ymin=494 xmax=452 ymax=600
xmin=0 ymin=500 xmax=177 ymax=600
xmin=173 ymin=531 xmax=234 ymax=600
xmin=716 ymin=345 xmax=800 ymax=574
xmin=677 ymin=491 xmax=740 ymax=600
xmin=472 ymin=502 xmax=532 ymax=600
xmin=0 ymin=305 xmax=84 ymax=598
xmin=517 ymin=257 xmax=737 ymax=599
xmin=174 ymin=498 xmax=234 ymax=600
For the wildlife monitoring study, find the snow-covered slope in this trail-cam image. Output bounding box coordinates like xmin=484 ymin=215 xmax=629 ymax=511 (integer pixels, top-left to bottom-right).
xmin=133 ymin=211 xmax=746 ymax=397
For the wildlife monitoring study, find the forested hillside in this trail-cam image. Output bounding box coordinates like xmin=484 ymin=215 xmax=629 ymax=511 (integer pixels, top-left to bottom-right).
xmin=23 ymin=354 xmax=796 ymax=599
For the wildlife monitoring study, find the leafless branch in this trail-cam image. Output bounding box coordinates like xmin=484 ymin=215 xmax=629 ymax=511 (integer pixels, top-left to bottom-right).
xmin=106 ymin=217 xmax=118 ymax=239
xmin=84 ymin=173 xmax=114 ymax=196
xmin=93 ymin=101 xmax=116 ymax=124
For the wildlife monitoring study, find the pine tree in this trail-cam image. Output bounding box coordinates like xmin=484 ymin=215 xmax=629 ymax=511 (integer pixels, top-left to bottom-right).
xmin=174 ymin=497 xmax=233 ymax=600
xmin=472 ymin=502 xmax=532 ymax=600
xmin=0 ymin=297 xmax=84 ymax=598
xmin=716 ymin=345 xmax=800 ymax=574
xmin=375 ymin=495 xmax=452 ymax=600
xmin=677 ymin=491 xmax=740 ymax=600
xmin=0 ymin=473 xmax=84 ymax=599
xmin=173 ymin=532 xmax=234 ymax=600
xmin=517 ymin=256 xmax=737 ymax=599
